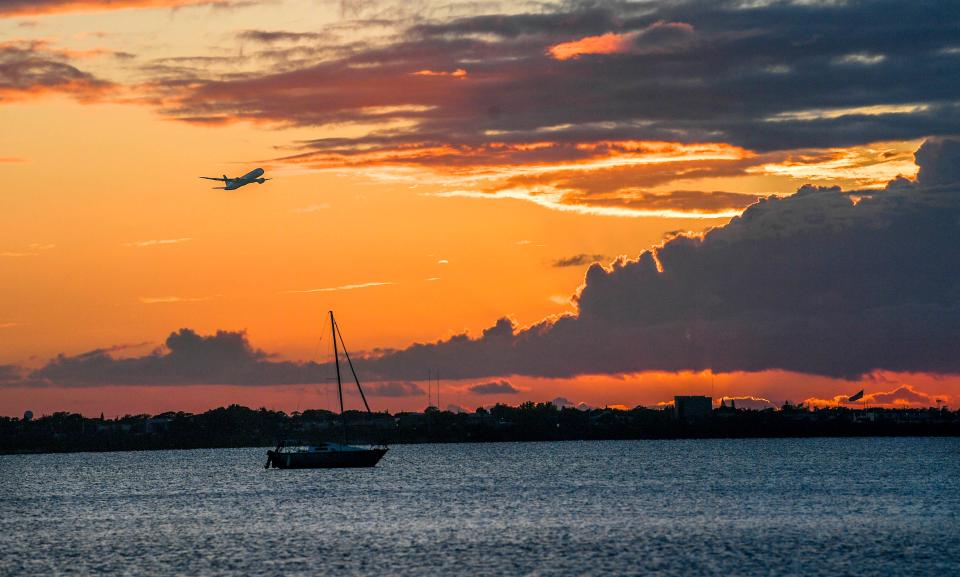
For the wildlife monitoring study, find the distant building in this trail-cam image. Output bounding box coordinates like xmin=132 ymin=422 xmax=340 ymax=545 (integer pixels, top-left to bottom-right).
xmin=674 ymin=396 xmax=712 ymax=421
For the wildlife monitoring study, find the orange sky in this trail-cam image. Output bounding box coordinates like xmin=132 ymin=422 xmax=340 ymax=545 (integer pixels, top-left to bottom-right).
xmin=1 ymin=1 xmax=957 ymax=416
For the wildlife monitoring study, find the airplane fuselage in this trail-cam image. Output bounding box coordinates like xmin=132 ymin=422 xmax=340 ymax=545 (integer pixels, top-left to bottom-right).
xmin=224 ymin=167 xmax=266 ymax=190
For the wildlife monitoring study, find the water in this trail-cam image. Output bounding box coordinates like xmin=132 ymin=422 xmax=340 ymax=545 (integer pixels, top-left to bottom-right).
xmin=2 ymin=439 xmax=959 ymax=576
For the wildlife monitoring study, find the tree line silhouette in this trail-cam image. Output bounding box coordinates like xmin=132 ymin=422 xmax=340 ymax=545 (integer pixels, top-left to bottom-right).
xmin=2 ymin=402 xmax=958 ymax=454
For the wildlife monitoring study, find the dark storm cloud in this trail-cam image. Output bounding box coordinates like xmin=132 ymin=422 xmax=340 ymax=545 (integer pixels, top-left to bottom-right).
xmin=552 ymin=254 xmax=606 ymax=268
xmin=331 ymin=138 xmax=960 ymax=380
xmin=157 ymin=0 xmax=960 ymax=158
xmin=468 ymin=380 xmax=520 ymax=395
xmin=0 ymin=41 xmax=114 ymax=101
xmin=25 ymin=328 xmax=325 ymax=387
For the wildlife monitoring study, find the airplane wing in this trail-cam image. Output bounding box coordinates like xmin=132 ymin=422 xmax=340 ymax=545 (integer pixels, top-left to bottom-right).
xmin=199 ymin=176 xmax=228 ymax=181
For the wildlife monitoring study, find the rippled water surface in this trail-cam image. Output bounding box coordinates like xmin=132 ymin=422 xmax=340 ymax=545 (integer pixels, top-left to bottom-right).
xmin=2 ymin=439 xmax=959 ymax=576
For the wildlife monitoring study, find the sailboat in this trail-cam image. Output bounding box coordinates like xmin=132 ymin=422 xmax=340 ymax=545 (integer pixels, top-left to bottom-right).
xmin=265 ymin=311 xmax=388 ymax=469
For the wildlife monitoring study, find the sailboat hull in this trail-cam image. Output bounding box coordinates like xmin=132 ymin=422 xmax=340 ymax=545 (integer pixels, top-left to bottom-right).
xmin=267 ymin=448 xmax=387 ymax=469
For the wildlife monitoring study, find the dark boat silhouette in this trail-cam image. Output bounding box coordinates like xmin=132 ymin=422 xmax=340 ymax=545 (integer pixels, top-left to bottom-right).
xmin=265 ymin=311 xmax=388 ymax=469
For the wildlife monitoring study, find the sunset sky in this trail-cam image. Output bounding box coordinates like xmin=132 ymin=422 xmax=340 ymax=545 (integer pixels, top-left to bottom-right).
xmin=2 ymin=0 xmax=959 ymax=416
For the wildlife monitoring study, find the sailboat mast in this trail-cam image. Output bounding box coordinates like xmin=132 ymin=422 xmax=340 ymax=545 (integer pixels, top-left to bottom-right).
xmin=333 ymin=319 xmax=372 ymax=413
xmin=330 ymin=310 xmax=346 ymax=443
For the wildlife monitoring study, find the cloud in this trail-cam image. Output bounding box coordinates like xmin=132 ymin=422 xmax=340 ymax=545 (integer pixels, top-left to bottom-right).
xmin=550 ymin=396 xmax=591 ymax=410
xmin=292 ymin=203 xmax=329 ymax=214
xmin=10 ymin=140 xmax=960 ymax=388
xmin=320 ymin=139 xmax=960 ymax=381
xmin=0 ymin=40 xmax=114 ymax=103
xmin=412 ymin=68 xmax=466 ymax=78
xmin=915 ymin=137 xmax=960 ymax=186
xmin=718 ymin=396 xmax=776 ymax=410
xmin=364 ymin=381 xmax=425 ymax=397
xmin=154 ymin=2 xmax=960 ymax=156
xmin=1 ymin=242 xmax=55 ymax=257
xmin=237 ymin=30 xmax=326 ymax=44
xmin=124 ymin=237 xmax=192 ymax=247
xmin=23 ymin=328 xmax=326 ymax=387
xmin=132 ymin=1 xmax=960 ymax=216
xmin=283 ymin=281 xmax=395 ymax=293
xmin=804 ymin=384 xmax=948 ymax=408
xmin=0 ymin=1 xmax=247 ymax=17
xmin=834 ymin=52 xmax=886 ymax=66
xmin=139 ymin=295 xmax=214 ymax=304
xmin=548 ymin=21 xmax=696 ymax=60
xmin=0 ymin=365 xmax=24 ymax=385
xmin=549 ymin=32 xmax=636 ymax=60
xmin=868 ymin=385 xmax=935 ymax=405
xmin=552 ymin=254 xmax=606 ymax=268
xmin=468 ymin=380 xmax=520 ymax=395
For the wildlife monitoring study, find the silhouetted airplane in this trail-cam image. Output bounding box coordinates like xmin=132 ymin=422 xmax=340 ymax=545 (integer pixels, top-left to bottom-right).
xmin=200 ymin=167 xmax=270 ymax=190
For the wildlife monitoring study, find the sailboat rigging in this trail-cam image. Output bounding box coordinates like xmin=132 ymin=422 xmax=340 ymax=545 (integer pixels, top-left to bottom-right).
xmin=265 ymin=311 xmax=388 ymax=469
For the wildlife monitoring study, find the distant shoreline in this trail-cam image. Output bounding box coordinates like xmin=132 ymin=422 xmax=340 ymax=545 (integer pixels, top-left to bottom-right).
xmin=3 ymin=403 xmax=958 ymax=455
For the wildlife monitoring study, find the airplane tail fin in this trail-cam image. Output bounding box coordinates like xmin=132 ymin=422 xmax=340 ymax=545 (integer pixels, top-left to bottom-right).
xmin=223 ymin=174 xmax=228 ymax=181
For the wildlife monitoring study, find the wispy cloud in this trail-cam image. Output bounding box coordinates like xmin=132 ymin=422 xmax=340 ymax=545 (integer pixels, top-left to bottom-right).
xmin=291 ymin=203 xmax=329 ymax=214
xmin=139 ymin=295 xmax=214 ymax=304
xmin=0 ymin=322 xmax=20 ymax=329
xmin=1 ymin=243 xmax=55 ymax=257
xmin=834 ymin=52 xmax=886 ymax=66
xmin=0 ymin=0 xmax=248 ymax=17
xmin=124 ymin=237 xmax=192 ymax=247
xmin=435 ymin=189 xmax=745 ymax=219
xmin=283 ymin=281 xmax=395 ymax=294
xmin=551 ymin=254 xmax=605 ymax=268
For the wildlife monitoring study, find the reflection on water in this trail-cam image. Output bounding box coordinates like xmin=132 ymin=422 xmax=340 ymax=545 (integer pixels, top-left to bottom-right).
xmin=2 ymin=438 xmax=959 ymax=576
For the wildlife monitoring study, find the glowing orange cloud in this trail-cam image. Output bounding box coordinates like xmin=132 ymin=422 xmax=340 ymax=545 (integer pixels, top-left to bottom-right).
xmin=549 ymin=32 xmax=636 ymax=60
xmin=0 ymin=80 xmax=115 ymax=103
xmin=0 ymin=0 xmax=228 ymax=17
xmin=413 ymin=69 xmax=467 ymax=78
xmin=271 ymin=139 xmax=757 ymax=218
xmin=803 ymin=384 xmax=950 ymax=409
